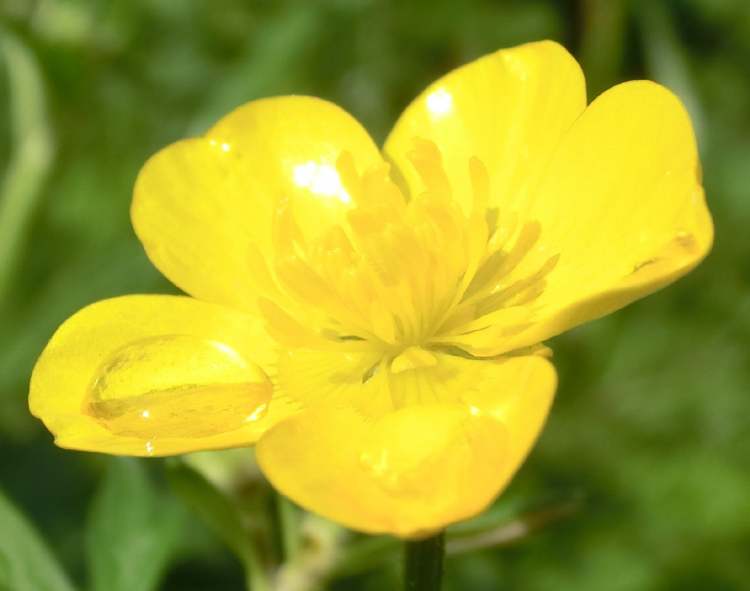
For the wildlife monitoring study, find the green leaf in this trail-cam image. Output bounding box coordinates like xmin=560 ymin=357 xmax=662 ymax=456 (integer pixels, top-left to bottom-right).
xmin=86 ymin=458 xmax=184 ymax=591
xmin=636 ymin=0 xmax=706 ymax=139
xmin=0 ymin=488 xmax=76 ymax=591
xmin=0 ymin=26 xmax=55 ymax=309
xmin=166 ymin=459 xmax=269 ymax=591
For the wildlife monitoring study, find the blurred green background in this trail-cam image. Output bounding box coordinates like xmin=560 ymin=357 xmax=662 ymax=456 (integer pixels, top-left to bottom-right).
xmin=1 ymin=1 xmax=748 ymax=590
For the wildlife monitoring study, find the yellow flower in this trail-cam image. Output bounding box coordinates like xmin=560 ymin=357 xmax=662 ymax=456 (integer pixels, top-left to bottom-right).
xmin=30 ymin=41 xmax=712 ymax=538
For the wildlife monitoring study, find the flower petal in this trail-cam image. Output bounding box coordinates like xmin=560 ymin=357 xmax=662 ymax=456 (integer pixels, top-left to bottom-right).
xmin=256 ymin=355 xmax=556 ymax=537
xmin=132 ymin=97 xmax=383 ymax=312
xmin=384 ymin=40 xmax=586 ymax=214
xmin=460 ymin=81 xmax=712 ymax=354
xmin=29 ymin=295 xmax=290 ymax=456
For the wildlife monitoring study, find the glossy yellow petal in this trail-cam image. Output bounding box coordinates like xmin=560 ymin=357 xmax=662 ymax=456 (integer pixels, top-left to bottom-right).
xmin=29 ymin=295 xmax=290 ymax=456
xmin=452 ymin=81 xmax=712 ymax=355
xmin=384 ymin=40 xmax=586 ymax=214
xmin=256 ymin=355 xmax=556 ymax=537
xmin=461 ymin=356 xmax=557 ymax=465
xmin=132 ymin=96 xmax=383 ymax=312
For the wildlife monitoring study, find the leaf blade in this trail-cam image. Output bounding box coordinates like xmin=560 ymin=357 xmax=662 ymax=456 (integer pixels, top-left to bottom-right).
xmin=86 ymin=458 xmax=184 ymax=591
xmin=0 ymin=488 xmax=76 ymax=591
xmin=166 ymin=458 xmax=269 ymax=591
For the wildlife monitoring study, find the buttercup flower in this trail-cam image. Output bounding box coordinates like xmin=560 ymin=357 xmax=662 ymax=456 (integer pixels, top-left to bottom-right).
xmin=30 ymin=41 xmax=712 ymax=537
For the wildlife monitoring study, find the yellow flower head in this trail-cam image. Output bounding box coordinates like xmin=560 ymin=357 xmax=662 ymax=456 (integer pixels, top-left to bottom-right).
xmin=30 ymin=41 xmax=712 ymax=537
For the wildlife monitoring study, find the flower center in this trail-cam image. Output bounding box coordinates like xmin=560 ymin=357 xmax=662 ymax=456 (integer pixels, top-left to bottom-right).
xmin=255 ymin=140 xmax=558 ymax=363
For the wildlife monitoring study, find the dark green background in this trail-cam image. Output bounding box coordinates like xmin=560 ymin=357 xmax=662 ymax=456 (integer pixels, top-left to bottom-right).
xmin=1 ymin=1 xmax=748 ymax=590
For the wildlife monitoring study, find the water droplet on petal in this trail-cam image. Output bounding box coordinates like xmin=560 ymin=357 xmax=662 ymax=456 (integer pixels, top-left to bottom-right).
xmin=84 ymin=335 xmax=271 ymax=440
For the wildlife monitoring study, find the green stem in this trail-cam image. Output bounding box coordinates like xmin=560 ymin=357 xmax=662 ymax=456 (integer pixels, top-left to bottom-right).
xmin=276 ymin=493 xmax=300 ymax=563
xmin=244 ymin=556 xmax=270 ymax=591
xmin=404 ymin=532 xmax=445 ymax=591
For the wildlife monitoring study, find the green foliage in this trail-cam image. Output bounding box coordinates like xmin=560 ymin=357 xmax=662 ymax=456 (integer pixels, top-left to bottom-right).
xmin=166 ymin=458 xmax=269 ymax=590
xmin=1 ymin=1 xmax=749 ymax=589
xmin=86 ymin=458 xmax=185 ymax=591
xmin=0 ymin=488 xmax=76 ymax=591
xmin=0 ymin=26 xmax=54 ymax=307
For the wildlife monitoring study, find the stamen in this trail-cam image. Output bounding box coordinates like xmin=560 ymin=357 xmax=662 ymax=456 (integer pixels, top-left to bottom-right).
xmin=474 ymin=254 xmax=559 ymax=316
xmin=390 ymin=347 xmax=438 ymax=375
xmin=407 ymin=138 xmax=452 ymax=200
xmin=468 ymin=156 xmax=490 ymax=212
xmin=259 ymin=140 xmax=557 ymax=367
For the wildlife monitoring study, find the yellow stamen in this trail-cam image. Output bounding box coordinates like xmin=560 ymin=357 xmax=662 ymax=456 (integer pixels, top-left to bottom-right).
xmin=390 ymin=347 xmax=439 ymax=375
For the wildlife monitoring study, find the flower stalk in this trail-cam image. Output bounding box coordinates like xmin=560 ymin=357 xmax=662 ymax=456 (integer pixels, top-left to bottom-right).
xmin=404 ymin=532 xmax=445 ymax=591
xmin=276 ymin=493 xmax=301 ymax=563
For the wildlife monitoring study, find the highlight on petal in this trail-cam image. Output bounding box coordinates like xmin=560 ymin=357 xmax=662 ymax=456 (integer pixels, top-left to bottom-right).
xmin=257 ymin=354 xmax=556 ymax=537
xmin=29 ymin=295 xmax=288 ymax=456
xmin=384 ymin=40 xmax=586 ymax=214
xmin=132 ymin=96 xmax=383 ymax=313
